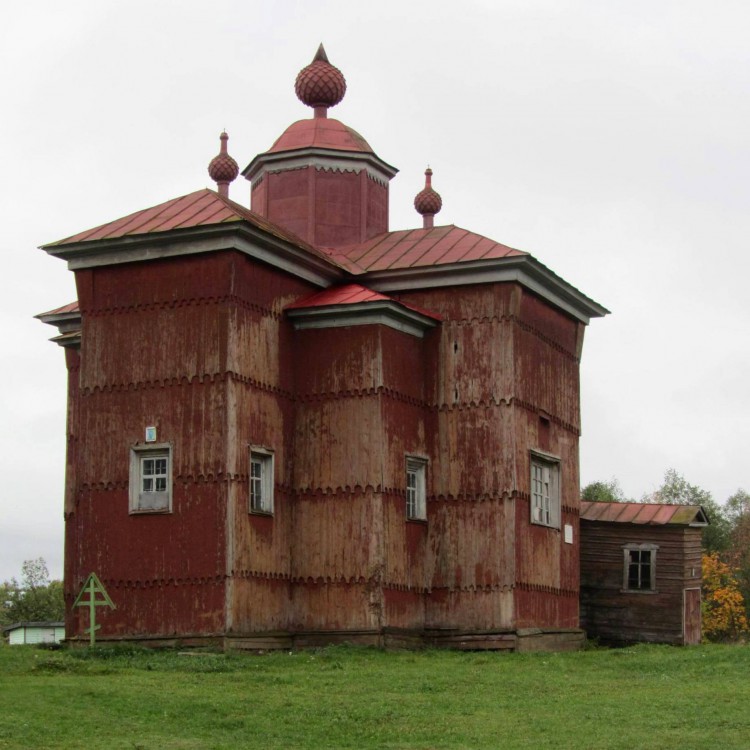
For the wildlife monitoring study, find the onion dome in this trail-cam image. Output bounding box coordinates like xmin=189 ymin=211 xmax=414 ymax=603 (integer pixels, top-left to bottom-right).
xmin=208 ymin=131 xmax=239 ymax=198
xmin=414 ymin=167 xmax=442 ymax=228
xmin=295 ymin=43 xmax=346 ymax=118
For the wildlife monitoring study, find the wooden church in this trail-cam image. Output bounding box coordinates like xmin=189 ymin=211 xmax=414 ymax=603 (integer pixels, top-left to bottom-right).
xmin=39 ymin=45 xmax=608 ymax=651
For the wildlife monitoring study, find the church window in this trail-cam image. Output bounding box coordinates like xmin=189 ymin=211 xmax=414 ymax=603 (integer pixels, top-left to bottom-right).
xmin=129 ymin=444 xmax=172 ymax=513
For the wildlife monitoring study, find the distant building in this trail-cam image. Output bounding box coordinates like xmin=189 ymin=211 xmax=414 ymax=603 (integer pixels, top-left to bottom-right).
xmin=3 ymin=622 xmax=65 ymax=646
xmin=580 ymin=501 xmax=708 ymax=645
xmin=38 ymin=45 xmax=607 ymax=651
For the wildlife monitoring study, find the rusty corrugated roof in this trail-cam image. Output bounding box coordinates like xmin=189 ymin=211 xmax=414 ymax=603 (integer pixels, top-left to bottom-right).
xmin=324 ymin=225 xmax=526 ymax=272
xmin=580 ymin=501 xmax=709 ymax=526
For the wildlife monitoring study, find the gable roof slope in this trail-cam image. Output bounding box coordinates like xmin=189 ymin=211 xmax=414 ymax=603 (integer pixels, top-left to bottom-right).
xmin=580 ymin=501 xmax=710 ymax=527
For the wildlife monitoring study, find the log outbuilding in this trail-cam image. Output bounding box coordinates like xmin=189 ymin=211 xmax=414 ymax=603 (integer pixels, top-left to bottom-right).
xmin=580 ymin=501 xmax=709 ymax=645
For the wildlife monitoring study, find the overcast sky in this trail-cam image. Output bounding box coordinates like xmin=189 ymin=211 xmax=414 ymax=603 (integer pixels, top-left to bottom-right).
xmin=1 ymin=0 xmax=748 ymax=582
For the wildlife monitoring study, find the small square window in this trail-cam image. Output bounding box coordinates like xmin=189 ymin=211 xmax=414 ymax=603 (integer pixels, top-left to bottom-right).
xmin=249 ymin=449 xmax=274 ymax=514
xmin=530 ymin=452 xmax=560 ymax=528
xmin=129 ymin=444 xmax=172 ymax=513
xmin=623 ymin=544 xmax=658 ymax=591
xmin=406 ymin=457 xmax=427 ymax=521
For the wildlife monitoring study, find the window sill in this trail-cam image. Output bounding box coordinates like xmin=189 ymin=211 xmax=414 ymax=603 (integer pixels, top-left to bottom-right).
xmin=620 ymin=588 xmax=658 ymax=595
xmin=129 ymin=507 xmax=172 ymax=515
xmin=406 ymin=517 xmax=428 ymax=525
xmin=249 ymin=509 xmax=274 ymax=518
xmin=530 ymin=522 xmax=560 ymax=531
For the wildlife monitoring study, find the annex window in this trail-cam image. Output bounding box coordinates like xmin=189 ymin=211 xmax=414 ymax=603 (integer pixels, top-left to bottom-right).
xmin=406 ymin=457 xmax=427 ymax=521
xmin=249 ymin=449 xmax=274 ymax=515
xmin=530 ymin=452 xmax=560 ymax=529
xmin=623 ymin=544 xmax=658 ymax=592
xmin=129 ymin=444 xmax=172 ymax=513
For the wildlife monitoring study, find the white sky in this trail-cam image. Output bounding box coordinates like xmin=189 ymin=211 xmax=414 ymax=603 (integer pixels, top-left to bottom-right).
xmin=1 ymin=0 xmax=748 ymax=582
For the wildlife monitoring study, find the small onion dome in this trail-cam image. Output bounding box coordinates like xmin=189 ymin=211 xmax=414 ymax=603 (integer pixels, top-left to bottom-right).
xmin=208 ymin=131 xmax=239 ymax=198
xmin=295 ymin=43 xmax=346 ymax=117
xmin=414 ymin=167 xmax=442 ymax=228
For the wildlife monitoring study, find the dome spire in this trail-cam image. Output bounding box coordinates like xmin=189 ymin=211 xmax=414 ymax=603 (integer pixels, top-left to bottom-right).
xmin=208 ymin=131 xmax=239 ymax=199
xmin=414 ymin=167 xmax=442 ymax=229
xmin=295 ymin=43 xmax=347 ymax=119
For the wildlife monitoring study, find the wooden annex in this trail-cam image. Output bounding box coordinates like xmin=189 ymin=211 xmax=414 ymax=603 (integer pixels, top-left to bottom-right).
xmin=580 ymin=501 xmax=708 ymax=645
xmin=38 ymin=46 xmax=608 ymax=651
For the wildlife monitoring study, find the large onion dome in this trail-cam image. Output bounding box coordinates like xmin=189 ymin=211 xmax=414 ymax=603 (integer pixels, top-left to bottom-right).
xmin=294 ymin=43 xmax=347 ymax=116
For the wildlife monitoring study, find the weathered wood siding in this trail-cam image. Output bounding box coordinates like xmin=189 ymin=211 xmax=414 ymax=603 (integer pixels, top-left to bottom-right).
xmin=63 ymin=245 xmax=589 ymax=646
xmin=580 ymin=522 xmax=703 ymax=644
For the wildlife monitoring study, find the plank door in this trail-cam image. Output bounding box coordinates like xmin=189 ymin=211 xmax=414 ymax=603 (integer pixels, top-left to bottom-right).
xmin=683 ymin=587 xmax=701 ymax=645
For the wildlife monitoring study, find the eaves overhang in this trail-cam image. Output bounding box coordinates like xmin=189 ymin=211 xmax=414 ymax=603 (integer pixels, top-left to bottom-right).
xmin=36 ymin=306 xmax=82 ymax=349
xmin=360 ymin=254 xmax=609 ymax=325
xmin=34 ymin=308 xmax=81 ymax=334
xmin=243 ymin=147 xmax=399 ymax=185
xmin=287 ymin=300 xmax=439 ymax=339
xmin=41 ymin=222 xmax=345 ymax=288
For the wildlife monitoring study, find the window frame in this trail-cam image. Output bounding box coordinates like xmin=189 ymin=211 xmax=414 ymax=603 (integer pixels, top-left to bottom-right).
xmin=249 ymin=447 xmax=274 ymax=515
xmin=622 ymin=543 xmax=658 ymax=593
xmin=129 ymin=443 xmax=173 ymax=514
xmin=405 ymin=456 xmax=427 ymax=521
xmin=529 ymin=450 xmax=561 ymax=529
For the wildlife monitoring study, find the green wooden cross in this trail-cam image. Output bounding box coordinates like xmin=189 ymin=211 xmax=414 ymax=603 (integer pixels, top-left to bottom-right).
xmin=73 ymin=573 xmax=116 ymax=646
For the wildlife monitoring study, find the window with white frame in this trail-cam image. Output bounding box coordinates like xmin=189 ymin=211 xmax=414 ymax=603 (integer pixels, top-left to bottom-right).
xmin=623 ymin=544 xmax=658 ymax=592
xmin=406 ymin=457 xmax=427 ymax=520
xmin=530 ymin=452 xmax=560 ymax=528
xmin=249 ymin=449 xmax=274 ymax=514
xmin=129 ymin=444 xmax=172 ymax=513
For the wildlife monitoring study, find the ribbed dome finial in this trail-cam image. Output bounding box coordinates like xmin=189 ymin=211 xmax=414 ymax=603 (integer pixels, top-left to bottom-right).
xmin=295 ymin=43 xmax=347 ymax=119
xmin=414 ymin=167 xmax=442 ymax=229
xmin=208 ymin=131 xmax=239 ymax=199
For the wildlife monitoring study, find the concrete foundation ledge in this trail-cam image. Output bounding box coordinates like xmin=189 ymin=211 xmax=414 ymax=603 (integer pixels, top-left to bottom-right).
xmin=64 ymin=627 xmax=585 ymax=653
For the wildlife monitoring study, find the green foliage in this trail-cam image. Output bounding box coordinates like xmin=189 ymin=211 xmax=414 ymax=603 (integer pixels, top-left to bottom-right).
xmin=725 ymin=489 xmax=750 ymax=615
xmin=644 ymin=469 xmax=731 ymax=554
xmin=582 ymin=478 xmax=628 ymax=503
xmin=0 ymin=645 xmax=749 ymax=749
xmin=0 ymin=558 xmax=64 ymax=628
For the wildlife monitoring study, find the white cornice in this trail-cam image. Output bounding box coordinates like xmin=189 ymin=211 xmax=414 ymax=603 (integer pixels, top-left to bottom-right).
xmin=287 ymin=301 xmax=439 ymax=338
xmin=243 ymin=148 xmax=398 ymax=186
xmin=42 ymin=224 xmax=345 ymax=288
xmin=36 ymin=309 xmax=82 ymax=349
xmin=360 ymin=256 xmax=609 ymax=324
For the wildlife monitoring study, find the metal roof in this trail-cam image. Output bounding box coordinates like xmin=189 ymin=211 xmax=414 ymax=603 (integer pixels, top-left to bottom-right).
xmin=580 ymin=501 xmax=709 ymax=527
xmin=326 ymin=225 xmax=526 ymax=273
xmin=36 ymin=301 xmax=79 ymax=316
xmin=286 ymin=283 xmax=442 ymax=321
xmin=42 ymin=189 xmax=338 ymax=266
xmin=40 ymin=191 xmax=607 ymax=324
xmin=268 ymin=118 xmax=373 ymax=154
xmin=2 ymin=621 xmax=64 ymax=633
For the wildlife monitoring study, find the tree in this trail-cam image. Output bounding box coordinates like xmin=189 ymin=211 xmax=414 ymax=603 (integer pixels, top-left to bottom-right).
xmin=644 ymin=469 xmax=730 ymax=554
xmin=724 ymin=489 xmax=750 ymax=617
xmin=0 ymin=558 xmax=64 ymax=627
xmin=582 ymin=478 xmax=628 ymax=503
xmin=702 ymin=552 xmax=749 ymax=642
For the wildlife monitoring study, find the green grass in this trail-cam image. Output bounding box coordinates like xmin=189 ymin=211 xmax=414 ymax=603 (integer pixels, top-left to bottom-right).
xmin=1 ymin=642 xmax=748 ymax=749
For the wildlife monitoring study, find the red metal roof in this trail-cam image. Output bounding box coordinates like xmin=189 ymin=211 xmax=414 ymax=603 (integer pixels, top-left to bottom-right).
xmin=286 ymin=283 xmax=391 ymax=309
xmin=36 ymin=301 xmax=80 ymax=316
xmin=42 ymin=189 xmax=345 ymax=269
xmin=269 ymin=118 xmax=372 ymax=154
xmin=286 ymin=283 xmax=442 ymax=321
xmin=326 ymin=225 xmax=526 ymax=272
xmin=580 ymin=501 xmax=709 ymax=526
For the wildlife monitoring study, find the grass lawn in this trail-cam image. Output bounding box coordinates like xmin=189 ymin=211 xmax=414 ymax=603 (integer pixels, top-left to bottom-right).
xmin=0 ymin=642 xmax=748 ymax=749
